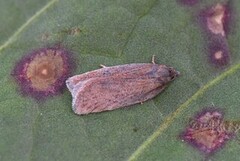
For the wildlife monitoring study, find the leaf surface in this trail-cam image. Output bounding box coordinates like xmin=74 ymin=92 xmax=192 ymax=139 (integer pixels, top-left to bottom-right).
xmin=0 ymin=0 xmax=240 ymax=161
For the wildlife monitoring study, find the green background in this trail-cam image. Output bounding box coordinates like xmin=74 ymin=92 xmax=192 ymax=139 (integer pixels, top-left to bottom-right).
xmin=0 ymin=0 xmax=240 ymax=160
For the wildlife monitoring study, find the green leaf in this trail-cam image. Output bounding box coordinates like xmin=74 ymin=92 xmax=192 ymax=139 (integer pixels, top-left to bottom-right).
xmin=1 ymin=0 xmax=240 ymax=161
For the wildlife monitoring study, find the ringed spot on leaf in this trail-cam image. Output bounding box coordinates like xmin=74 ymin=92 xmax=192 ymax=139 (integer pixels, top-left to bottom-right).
xmin=197 ymin=2 xmax=232 ymax=69
xmin=208 ymin=37 xmax=230 ymax=67
xmin=199 ymin=3 xmax=231 ymax=37
xmin=180 ymin=108 xmax=237 ymax=156
xmin=13 ymin=46 xmax=74 ymax=100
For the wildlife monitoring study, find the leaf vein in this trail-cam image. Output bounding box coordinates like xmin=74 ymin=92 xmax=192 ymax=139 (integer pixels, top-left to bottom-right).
xmin=0 ymin=0 xmax=58 ymax=52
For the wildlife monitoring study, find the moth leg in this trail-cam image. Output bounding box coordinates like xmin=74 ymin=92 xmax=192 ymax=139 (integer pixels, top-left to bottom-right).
xmin=152 ymin=55 xmax=156 ymax=64
xmin=100 ymin=64 xmax=107 ymax=68
xmin=211 ymin=102 xmax=215 ymax=106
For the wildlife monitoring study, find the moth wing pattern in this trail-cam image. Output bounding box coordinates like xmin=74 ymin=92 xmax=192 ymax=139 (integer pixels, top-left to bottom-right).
xmin=66 ymin=63 xmax=159 ymax=92
xmin=72 ymin=76 xmax=166 ymax=115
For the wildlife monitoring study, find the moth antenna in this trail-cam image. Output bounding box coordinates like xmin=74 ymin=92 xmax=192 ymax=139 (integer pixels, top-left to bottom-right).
xmin=152 ymin=55 xmax=156 ymax=64
xmin=100 ymin=64 xmax=107 ymax=68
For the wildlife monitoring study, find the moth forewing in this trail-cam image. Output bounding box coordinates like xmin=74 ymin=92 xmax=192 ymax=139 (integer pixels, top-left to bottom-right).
xmin=66 ymin=64 xmax=174 ymax=91
xmin=73 ymin=77 xmax=167 ymax=115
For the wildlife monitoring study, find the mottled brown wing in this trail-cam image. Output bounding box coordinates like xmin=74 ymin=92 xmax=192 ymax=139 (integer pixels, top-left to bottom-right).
xmin=72 ymin=76 xmax=166 ymax=115
xmin=66 ymin=63 xmax=160 ymax=92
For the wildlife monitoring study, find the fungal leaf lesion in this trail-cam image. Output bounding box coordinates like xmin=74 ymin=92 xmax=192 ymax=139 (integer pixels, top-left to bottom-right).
xmin=12 ymin=47 xmax=74 ymax=100
xmin=180 ymin=108 xmax=240 ymax=157
xmin=198 ymin=2 xmax=232 ymax=68
xmin=26 ymin=50 xmax=65 ymax=90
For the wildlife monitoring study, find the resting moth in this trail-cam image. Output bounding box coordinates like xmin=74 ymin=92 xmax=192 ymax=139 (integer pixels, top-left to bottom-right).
xmin=66 ymin=56 xmax=180 ymax=115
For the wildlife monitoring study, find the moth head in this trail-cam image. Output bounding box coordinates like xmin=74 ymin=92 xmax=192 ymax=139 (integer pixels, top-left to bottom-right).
xmin=168 ymin=67 xmax=180 ymax=81
xmin=156 ymin=65 xmax=180 ymax=82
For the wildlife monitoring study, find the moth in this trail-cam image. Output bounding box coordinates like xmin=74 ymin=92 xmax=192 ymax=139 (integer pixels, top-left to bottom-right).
xmin=66 ymin=56 xmax=180 ymax=115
